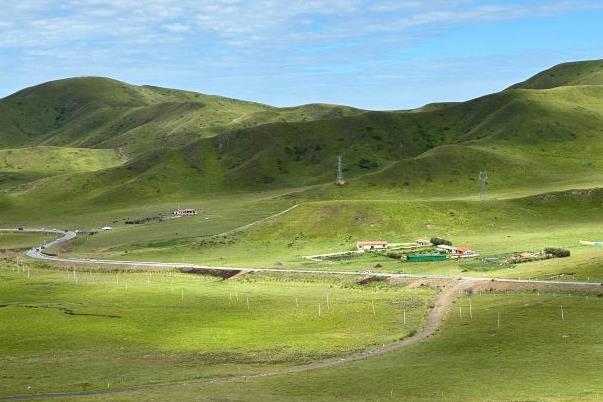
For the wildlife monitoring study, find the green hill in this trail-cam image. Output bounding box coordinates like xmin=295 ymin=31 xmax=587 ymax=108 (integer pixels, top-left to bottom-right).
xmin=0 ymin=77 xmax=273 ymax=152
xmin=510 ymin=59 xmax=603 ymax=89
xmin=1 ymin=60 xmax=603 ymax=219
xmin=0 ymin=146 xmax=121 ymax=189
xmin=0 ymin=77 xmax=370 ymax=155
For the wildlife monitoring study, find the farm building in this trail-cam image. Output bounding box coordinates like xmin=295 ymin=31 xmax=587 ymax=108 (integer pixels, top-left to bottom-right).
xmin=436 ymin=245 xmax=456 ymax=253
xmin=415 ymin=238 xmax=432 ymax=246
xmin=174 ymin=208 xmax=198 ymax=216
xmin=437 ymin=245 xmax=478 ymax=257
xmin=356 ymin=241 xmax=388 ymax=252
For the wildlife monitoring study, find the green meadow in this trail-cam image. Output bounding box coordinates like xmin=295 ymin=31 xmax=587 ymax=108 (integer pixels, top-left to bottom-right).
xmin=0 ymin=259 xmax=433 ymax=397
xmin=1 ymin=60 xmax=603 ymax=400
xmin=0 ymin=232 xmax=52 ymax=250
xmin=87 ymin=290 xmax=603 ymax=401
xmin=62 ymin=191 xmax=603 ymax=281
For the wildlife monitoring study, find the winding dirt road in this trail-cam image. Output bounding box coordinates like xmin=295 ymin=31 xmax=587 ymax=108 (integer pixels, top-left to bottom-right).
xmin=1 ymin=277 xmax=473 ymax=401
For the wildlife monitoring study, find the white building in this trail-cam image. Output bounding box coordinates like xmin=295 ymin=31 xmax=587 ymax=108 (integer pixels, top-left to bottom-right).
xmin=357 ymin=241 xmax=388 ymax=252
xmin=416 ymin=238 xmax=432 ymax=246
xmin=174 ymin=208 xmax=198 ymax=216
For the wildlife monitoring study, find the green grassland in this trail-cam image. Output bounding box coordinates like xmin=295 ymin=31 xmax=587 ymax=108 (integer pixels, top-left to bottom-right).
xmin=103 ymin=290 xmax=603 ymax=401
xmin=0 ymin=232 xmax=53 ymax=250
xmin=64 ymin=188 xmax=603 ymax=281
xmin=0 ymin=261 xmax=433 ymax=396
xmin=1 ymin=69 xmax=602 ymax=216
xmin=0 ymin=146 xmax=121 ymax=189
xmin=2 ymin=60 xmax=603 ymax=401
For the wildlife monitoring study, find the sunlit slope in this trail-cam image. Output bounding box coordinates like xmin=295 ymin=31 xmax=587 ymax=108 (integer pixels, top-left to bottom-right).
xmin=80 ymin=188 xmax=603 ymax=270
xmin=1 ymin=60 xmax=603 ymax=214
xmin=511 ymin=59 xmax=603 ymax=89
xmin=0 ymin=146 xmax=121 ymax=189
xmin=0 ymin=77 xmax=369 ymax=154
xmin=4 ymin=77 xmax=603 ymax=207
xmin=0 ymin=77 xmax=271 ymax=151
xmin=290 ymin=84 xmax=603 ymax=200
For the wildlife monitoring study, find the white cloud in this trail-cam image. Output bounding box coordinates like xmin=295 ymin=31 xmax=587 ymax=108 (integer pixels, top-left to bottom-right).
xmin=0 ymin=0 xmax=600 ymax=50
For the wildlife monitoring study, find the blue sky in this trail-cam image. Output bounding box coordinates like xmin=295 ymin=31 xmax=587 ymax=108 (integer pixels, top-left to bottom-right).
xmin=1 ymin=0 xmax=602 ymax=109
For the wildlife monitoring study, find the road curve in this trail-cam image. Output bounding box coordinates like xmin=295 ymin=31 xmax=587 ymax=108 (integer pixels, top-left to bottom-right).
xmin=4 ymin=227 xmax=600 ymax=288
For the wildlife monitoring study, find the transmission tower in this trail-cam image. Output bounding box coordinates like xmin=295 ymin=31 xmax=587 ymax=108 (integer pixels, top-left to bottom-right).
xmin=479 ymin=171 xmax=488 ymax=202
xmin=336 ymin=155 xmax=345 ymax=185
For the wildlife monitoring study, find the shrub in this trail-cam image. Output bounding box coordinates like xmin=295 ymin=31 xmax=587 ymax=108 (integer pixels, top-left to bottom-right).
xmin=544 ymin=248 xmax=571 ymax=258
xmin=430 ymin=237 xmax=452 ymax=246
xmin=357 ymin=158 xmax=378 ymax=170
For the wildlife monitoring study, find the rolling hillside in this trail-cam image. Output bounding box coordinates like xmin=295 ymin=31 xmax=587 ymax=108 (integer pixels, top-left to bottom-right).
xmin=0 ymin=77 xmax=367 ymax=154
xmin=1 ymin=60 xmax=602 ymax=219
xmin=510 ymin=59 xmax=603 ymax=89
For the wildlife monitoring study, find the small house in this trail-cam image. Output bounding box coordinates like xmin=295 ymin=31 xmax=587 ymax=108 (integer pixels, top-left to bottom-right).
xmin=416 ymin=238 xmax=432 ymax=247
xmin=437 ymin=245 xmax=478 ymax=257
xmin=101 ymin=226 xmax=112 ymax=231
xmin=174 ymin=208 xmax=198 ymax=216
xmin=436 ymin=244 xmax=456 ymax=253
xmin=356 ymin=241 xmax=388 ymax=252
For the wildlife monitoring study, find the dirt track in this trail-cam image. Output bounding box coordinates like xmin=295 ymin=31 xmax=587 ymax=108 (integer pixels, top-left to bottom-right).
xmin=1 ymin=279 xmax=474 ymax=401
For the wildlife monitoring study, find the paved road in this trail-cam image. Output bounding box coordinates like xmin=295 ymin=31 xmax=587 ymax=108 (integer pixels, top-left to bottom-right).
xmin=6 ymin=227 xmax=599 ymax=288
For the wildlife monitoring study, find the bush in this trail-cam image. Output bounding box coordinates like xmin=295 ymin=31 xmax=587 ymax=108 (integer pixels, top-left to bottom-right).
xmin=430 ymin=237 xmax=452 ymax=246
xmin=545 ymin=248 xmax=571 ymax=258
xmin=357 ymin=158 xmax=378 ymax=170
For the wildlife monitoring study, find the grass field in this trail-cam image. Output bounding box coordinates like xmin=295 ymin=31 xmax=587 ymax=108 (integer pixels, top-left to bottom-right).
xmin=0 ymin=260 xmax=434 ymax=397
xmin=61 ymin=191 xmax=603 ymax=281
xmin=0 ymin=232 xmax=55 ymax=250
xmin=2 ymin=61 xmax=603 ymax=401
xmin=91 ymin=290 xmax=603 ymax=401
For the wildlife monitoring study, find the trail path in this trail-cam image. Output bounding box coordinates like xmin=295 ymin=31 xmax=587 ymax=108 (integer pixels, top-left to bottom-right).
xmin=0 ymin=278 xmax=473 ymax=401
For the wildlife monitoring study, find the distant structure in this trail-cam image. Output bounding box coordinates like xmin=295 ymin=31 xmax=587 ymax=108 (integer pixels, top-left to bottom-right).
xmin=415 ymin=238 xmax=432 ymax=247
xmin=356 ymin=241 xmax=388 ymax=252
xmin=101 ymin=226 xmax=112 ymax=231
xmin=174 ymin=208 xmax=198 ymax=216
xmin=336 ymin=155 xmax=345 ymax=185
xmin=479 ymin=171 xmax=488 ymax=202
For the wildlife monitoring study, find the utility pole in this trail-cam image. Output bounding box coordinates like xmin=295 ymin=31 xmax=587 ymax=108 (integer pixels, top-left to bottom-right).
xmin=336 ymin=155 xmax=345 ymax=185
xmin=479 ymin=171 xmax=488 ymax=202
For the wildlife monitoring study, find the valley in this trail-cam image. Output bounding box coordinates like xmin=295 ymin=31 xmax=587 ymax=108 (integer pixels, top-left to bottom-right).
xmin=1 ymin=60 xmax=602 ymax=401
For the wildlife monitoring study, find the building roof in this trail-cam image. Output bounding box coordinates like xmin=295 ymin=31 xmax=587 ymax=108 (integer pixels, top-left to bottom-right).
xmin=437 ymin=245 xmax=455 ymax=250
xmin=357 ymin=241 xmax=388 ymax=245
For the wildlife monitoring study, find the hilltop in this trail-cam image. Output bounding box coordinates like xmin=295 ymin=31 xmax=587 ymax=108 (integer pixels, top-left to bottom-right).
xmin=510 ymin=59 xmax=603 ymax=89
xmin=0 ymin=77 xmax=366 ymax=154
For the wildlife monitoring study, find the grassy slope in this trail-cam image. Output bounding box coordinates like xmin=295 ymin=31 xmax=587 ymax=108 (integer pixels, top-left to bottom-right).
xmin=0 ymin=263 xmax=433 ymax=396
xmin=0 ymin=146 xmax=120 ymax=189
xmin=69 ymin=188 xmax=602 ymax=280
xmin=3 ymin=69 xmax=603 ymax=211
xmin=0 ymin=77 xmax=370 ymax=154
xmin=0 ymin=232 xmax=52 ymax=249
xmin=511 ymin=59 xmax=603 ymax=89
xmin=114 ymin=291 xmax=603 ymax=401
